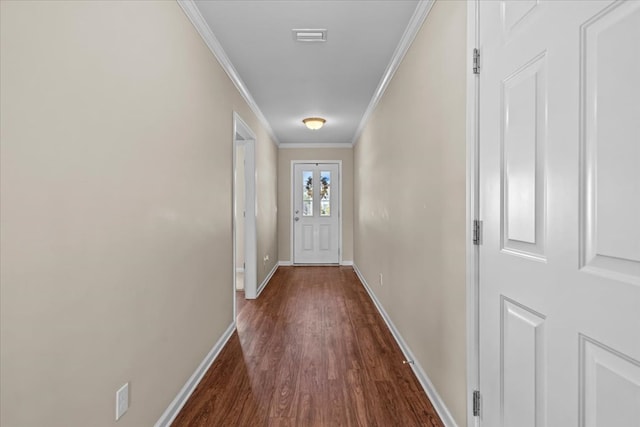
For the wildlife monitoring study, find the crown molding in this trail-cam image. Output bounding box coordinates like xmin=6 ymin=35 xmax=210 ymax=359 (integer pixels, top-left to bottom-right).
xmin=279 ymin=142 xmax=353 ymax=149
xmin=351 ymin=0 xmax=435 ymax=146
xmin=177 ymin=0 xmax=280 ymax=146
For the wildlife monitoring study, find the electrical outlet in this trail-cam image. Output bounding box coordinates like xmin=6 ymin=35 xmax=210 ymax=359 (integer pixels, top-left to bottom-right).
xmin=115 ymin=382 xmax=129 ymax=421
xmin=263 ymin=254 xmax=269 ymax=263
xmin=379 ymin=273 xmax=383 ymax=286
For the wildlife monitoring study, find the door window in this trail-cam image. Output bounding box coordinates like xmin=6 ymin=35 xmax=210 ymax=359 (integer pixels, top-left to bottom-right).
xmin=320 ymin=171 xmax=331 ymax=216
xmin=302 ymin=170 xmax=313 ymax=216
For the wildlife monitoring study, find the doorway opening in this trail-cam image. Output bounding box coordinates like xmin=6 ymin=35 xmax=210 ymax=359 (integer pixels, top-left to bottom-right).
xmin=233 ymin=113 xmax=257 ymax=320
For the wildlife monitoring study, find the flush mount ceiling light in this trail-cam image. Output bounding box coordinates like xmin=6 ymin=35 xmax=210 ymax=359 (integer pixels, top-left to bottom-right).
xmin=302 ymin=117 xmax=326 ymax=130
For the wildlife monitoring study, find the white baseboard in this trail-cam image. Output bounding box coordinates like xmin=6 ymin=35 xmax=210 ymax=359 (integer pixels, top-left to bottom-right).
xmin=154 ymin=322 xmax=236 ymax=427
xmin=279 ymin=260 xmax=353 ymax=266
xmin=352 ymin=264 xmax=458 ymax=427
xmin=256 ymin=263 xmax=278 ymax=297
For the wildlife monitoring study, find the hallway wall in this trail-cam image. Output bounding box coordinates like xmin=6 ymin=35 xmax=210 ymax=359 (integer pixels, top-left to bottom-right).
xmin=277 ymin=147 xmax=354 ymax=264
xmin=353 ymin=1 xmax=467 ymax=425
xmin=0 ymin=1 xmax=277 ymax=426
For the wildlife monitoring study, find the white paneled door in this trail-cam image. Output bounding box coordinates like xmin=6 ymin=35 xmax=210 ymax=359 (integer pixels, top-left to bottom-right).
xmin=478 ymin=1 xmax=640 ymax=426
xmin=293 ymin=163 xmax=340 ymax=264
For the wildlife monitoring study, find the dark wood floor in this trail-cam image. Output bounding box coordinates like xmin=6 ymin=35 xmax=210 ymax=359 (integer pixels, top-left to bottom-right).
xmin=172 ymin=266 xmax=444 ymax=427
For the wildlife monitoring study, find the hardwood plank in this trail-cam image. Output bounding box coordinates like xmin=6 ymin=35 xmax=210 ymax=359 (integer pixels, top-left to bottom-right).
xmin=172 ymin=266 xmax=444 ymax=427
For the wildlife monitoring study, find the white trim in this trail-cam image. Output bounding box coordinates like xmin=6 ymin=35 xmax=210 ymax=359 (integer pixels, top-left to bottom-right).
xmin=279 ymin=143 xmax=353 ymax=149
xmin=279 ymin=261 xmax=293 ymax=266
xmin=351 ymin=0 xmax=436 ymax=145
xmin=233 ymin=111 xmax=257 ymax=140
xmin=256 ymin=263 xmax=278 ymax=297
xmin=233 ymin=112 xmax=258 ymax=301
xmin=235 ymin=267 xmax=245 ymax=273
xmin=154 ymin=322 xmax=236 ymax=427
xmin=340 ymin=260 xmax=354 ymax=266
xmin=290 ymin=161 xmax=343 ymax=265
xmin=466 ymin=1 xmax=480 ymax=426
xmin=352 ymin=264 xmax=458 ymax=427
xmin=177 ymin=0 xmax=279 ymax=146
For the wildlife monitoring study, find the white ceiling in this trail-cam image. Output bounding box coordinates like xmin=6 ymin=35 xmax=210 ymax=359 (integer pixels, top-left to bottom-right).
xmin=192 ymin=0 xmax=422 ymax=146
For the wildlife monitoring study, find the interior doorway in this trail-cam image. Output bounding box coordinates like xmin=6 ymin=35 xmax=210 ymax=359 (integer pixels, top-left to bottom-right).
xmin=233 ymin=113 xmax=257 ymax=319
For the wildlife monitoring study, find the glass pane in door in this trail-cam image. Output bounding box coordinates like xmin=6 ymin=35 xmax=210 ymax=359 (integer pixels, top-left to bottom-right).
xmin=320 ymin=171 xmax=331 ymax=216
xmin=302 ymin=170 xmax=313 ymax=216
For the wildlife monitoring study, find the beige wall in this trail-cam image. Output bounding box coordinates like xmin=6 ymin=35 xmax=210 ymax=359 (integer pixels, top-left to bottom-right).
xmin=353 ymin=1 xmax=467 ymax=425
xmin=0 ymin=1 xmax=277 ymax=426
xmin=278 ymin=147 xmax=353 ymax=263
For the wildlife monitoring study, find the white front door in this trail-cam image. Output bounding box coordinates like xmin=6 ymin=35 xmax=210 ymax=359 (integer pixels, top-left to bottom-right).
xmin=293 ymin=163 xmax=340 ymax=264
xmin=478 ymin=1 xmax=640 ymax=426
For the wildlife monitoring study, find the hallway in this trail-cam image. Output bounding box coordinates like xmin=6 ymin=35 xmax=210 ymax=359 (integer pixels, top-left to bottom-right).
xmin=0 ymin=1 xmax=467 ymax=425
xmin=172 ymin=267 xmax=443 ymax=426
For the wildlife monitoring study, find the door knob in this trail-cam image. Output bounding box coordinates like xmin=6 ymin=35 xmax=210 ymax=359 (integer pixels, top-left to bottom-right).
xmin=294 ymin=217 xmax=300 ymax=221
xmin=295 ymin=210 xmax=299 ymax=214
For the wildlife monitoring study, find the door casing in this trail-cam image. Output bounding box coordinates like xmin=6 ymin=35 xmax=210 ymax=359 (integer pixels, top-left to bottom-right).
xmin=466 ymin=1 xmax=480 ymax=426
xmin=233 ymin=112 xmax=257 ymax=306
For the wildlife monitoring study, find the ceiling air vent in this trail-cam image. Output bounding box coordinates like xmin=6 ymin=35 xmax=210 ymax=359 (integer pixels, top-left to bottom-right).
xmin=292 ymin=29 xmax=327 ymax=42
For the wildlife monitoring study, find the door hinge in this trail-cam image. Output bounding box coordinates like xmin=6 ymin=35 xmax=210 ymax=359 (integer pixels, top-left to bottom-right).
xmin=473 ymin=48 xmax=480 ymax=75
xmin=473 ymin=220 xmax=483 ymax=245
xmin=473 ymin=390 xmax=481 ymax=417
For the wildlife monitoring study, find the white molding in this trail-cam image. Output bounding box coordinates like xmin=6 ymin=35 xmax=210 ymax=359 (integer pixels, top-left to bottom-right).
xmin=233 ymin=111 xmax=257 ymax=140
xmin=154 ymin=322 xmax=236 ymax=427
xmin=279 ymin=261 xmax=293 ymax=266
xmin=279 ymin=143 xmax=353 ymax=149
xmin=177 ymin=0 xmax=280 ymax=146
xmin=352 ymin=264 xmax=458 ymax=427
xmin=466 ymin=1 xmax=480 ymax=426
xmin=256 ymin=263 xmax=278 ymax=297
xmin=340 ymin=260 xmax=354 ymax=266
xmin=233 ymin=112 xmax=257 ymax=301
xmin=351 ymin=0 xmax=436 ymax=146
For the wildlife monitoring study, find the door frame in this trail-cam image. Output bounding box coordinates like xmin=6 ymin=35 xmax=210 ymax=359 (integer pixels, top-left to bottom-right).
xmin=233 ymin=112 xmax=257 ymax=310
xmin=466 ymin=0 xmax=480 ymax=426
xmin=290 ymin=160 xmax=343 ymax=265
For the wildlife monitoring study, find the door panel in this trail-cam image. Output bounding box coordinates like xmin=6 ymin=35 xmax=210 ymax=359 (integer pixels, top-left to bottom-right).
xmin=581 ymin=0 xmax=640 ymax=284
xmin=479 ymin=1 xmax=640 ymax=426
xmin=501 ymin=297 xmax=546 ymax=427
xmin=302 ymin=225 xmax=313 ymax=251
xmin=580 ymin=335 xmax=640 ymax=427
xmin=319 ymin=224 xmax=331 ymax=251
xmin=501 ymin=52 xmax=547 ymax=259
xmin=293 ymin=163 xmax=340 ymax=264
xmin=502 ymin=0 xmax=538 ymax=35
